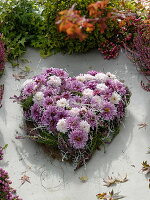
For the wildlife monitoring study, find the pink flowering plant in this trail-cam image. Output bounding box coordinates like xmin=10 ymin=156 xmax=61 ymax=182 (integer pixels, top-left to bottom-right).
xmin=0 ymin=35 xmax=5 ymax=77
xmin=0 ymin=145 xmax=22 ymax=200
xmin=15 ymin=68 xmax=131 ymax=169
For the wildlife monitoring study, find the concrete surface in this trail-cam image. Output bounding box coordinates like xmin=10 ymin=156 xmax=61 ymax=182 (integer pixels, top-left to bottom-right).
xmin=0 ymin=48 xmax=150 ymax=200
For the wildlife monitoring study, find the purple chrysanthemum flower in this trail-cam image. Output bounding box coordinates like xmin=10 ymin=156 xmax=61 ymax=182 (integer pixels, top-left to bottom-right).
xmin=33 ymin=74 xmax=47 ymax=85
xmin=87 ymin=70 xmax=98 ymax=76
xmin=43 ymin=96 xmax=54 ymax=107
xmin=68 ymin=129 xmax=88 ymax=149
xmin=112 ymin=80 xmax=126 ymax=95
xmin=30 ymin=103 xmax=41 ymax=122
xmin=67 ymin=116 xmax=80 ymax=130
xmin=84 ymin=110 xmax=97 ymax=129
xmin=54 ymin=108 xmax=69 ymax=121
xmin=85 ymin=80 xmax=97 ymax=90
xmin=101 ymin=101 xmax=117 ymax=120
xmin=65 ymin=79 xmax=85 ymax=92
xmin=41 ymin=105 xmax=57 ymax=126
xmin=22 ymin=83 xmax=36 ymax=96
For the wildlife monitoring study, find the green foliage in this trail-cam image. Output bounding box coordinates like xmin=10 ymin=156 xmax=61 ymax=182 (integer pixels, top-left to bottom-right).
xmin=21 ymin=95 xmax=33 ymax=110
xmin=0 ymin=0 xmax=44 ymax=60
xmin=37 ymin=130 xmax=58 ymax=147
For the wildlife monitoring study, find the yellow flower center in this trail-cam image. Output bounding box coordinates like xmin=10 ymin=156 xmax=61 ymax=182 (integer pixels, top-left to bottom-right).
xmin=104 ymin=107 xmax=110 ymax=113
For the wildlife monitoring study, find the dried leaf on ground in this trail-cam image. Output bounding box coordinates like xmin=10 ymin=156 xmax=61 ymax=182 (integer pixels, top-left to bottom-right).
xmin=141 ymin=161 xmax=150 ymax=174
xmin=79 ymin=176 xmax=88 ymax=183
xmin=138 ymin=123 xmax=148 ymax=129
xmin=20 ymin=175 xmax=31 ymax=185
xmin=13 ymin=73 xmax=26 ymax=81
xmin=103 ymin=175 xmax=128 ymax=187
xmin=96 ymin=190 xmax=125 ymax=200
xmin=147 ymin=147 xmax=150 ymax=154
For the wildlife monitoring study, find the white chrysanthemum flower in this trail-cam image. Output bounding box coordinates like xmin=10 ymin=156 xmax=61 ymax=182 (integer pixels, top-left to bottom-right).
xmin=47 ymin=75 xmax=61 ymax=86
xmin=56 ymin=98 xmax=69 ymax=108
xmin=56 ymin=118 xmax=68 ymax=133
xmin=76 ymin=74 xmax=86 ymax=82
xmin=92 ymin=95 xmax=102 ymax=103
xmin=33 ymin=91 xmax=44 ymax=102
xmin=82 ymin=88 xmax=94 ymax=97
xmin=84 ymin=74 xmax=94 ymax=81
xmin=110 ymin=92 xmax=121 ymax=104
xmin=69 ymin=107 xmax=80 ymax=116
xmin=22 ymin=79 xmax=35 ymax=88
xmin=95 ymin=73 xmax=107 ymax=82
xmin=106 ymin=72 xmax=116 ymax=79
xmin=80 ymin=120 xmax=90 ymax=133
xmin=96 ymin=83 xmax=108 ymax=91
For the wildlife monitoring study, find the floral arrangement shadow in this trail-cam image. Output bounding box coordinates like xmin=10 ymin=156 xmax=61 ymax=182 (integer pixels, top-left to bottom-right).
xmin=14 ymin=68 xmax=131 ymax=170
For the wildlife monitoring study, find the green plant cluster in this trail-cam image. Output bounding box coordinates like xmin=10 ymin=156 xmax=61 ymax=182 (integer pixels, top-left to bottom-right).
xmin=0 ymin=0 xmax=148 ymax=61
xmin=0 ymin=0 xmax=44 ymax=61
xmin=39 ymin=0 xmax=120 ymax=57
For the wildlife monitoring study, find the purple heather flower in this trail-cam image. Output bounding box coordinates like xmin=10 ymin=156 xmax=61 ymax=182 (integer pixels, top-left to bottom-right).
xmin=101 ymin=101 xmax=117 ymax=120
xmin=68 ymin=129 xmax=88 ymax=149
xmin=30 ymin=103 xmax=41 ymax=122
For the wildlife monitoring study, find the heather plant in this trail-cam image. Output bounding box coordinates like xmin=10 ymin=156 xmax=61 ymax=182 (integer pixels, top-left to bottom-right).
xmin=0 ymin=145 xmax=22 ymax=200
xmin=14 ymin=68 xmax=131 ymax=169
xmin=0 ymin=35 xmax=5 ymax=76
xmin=38 ymin=0 xmax=122 ymax=57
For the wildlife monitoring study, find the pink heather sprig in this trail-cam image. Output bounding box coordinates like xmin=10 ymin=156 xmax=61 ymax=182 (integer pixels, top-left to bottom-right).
xmin=0 ymin=145 xmax=22 ymax=200
xmin=98 ymin=40 xmax=120 ymax=59
xmin=0 ymin=35 xmax=5 ymax=75
xmin=0 ymin=168 xmax=22 ymax=200
xmin=0 ymin=146 xmax=4 ymax=160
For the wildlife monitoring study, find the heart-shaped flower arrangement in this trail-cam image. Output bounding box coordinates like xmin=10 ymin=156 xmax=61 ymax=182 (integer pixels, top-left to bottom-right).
xmin=15 ymin=68 xmax=131 ymax=170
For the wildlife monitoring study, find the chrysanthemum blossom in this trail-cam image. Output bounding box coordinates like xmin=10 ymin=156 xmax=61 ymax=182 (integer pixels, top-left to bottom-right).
xmin=110 ymin=92 xmax=121 ymax=104
xmin=47 ymin=75 xmax=61 ymax=86
xmin=56 ymin=98 xmax=69 ymax=108
xmin=76 ymin=74 xmax=86 ymax=82
xmin=83 ymin=74 xmax=94 ymax=81
xmin=80 ymin=120 xmax=90 ymax=133
xmin=33 ymin=91 xmax=44 ymax=102
xmin=69 ymin=107 xmax=80 ymax=116
xmin=82 ymin=88 xmax=93 ymax=97
xmin=95 ymin=73 xmax=107 ymax=82
xmin=69 ymin=129 xmax=88 ymax=149
xmin=56 ymin=118 xmax=68 ymax=133
xmin=22 ymin=79 xmax=35 ymax=88
xmin=106 ymin=72 xmax=116 ymax=80
xmin=101 ymin=101 xmax=117 ymax=120
xmin=92 ymin=95 xmax=102 ymax=103
xmin=96 ymin=83 xmax=108 ymax=91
